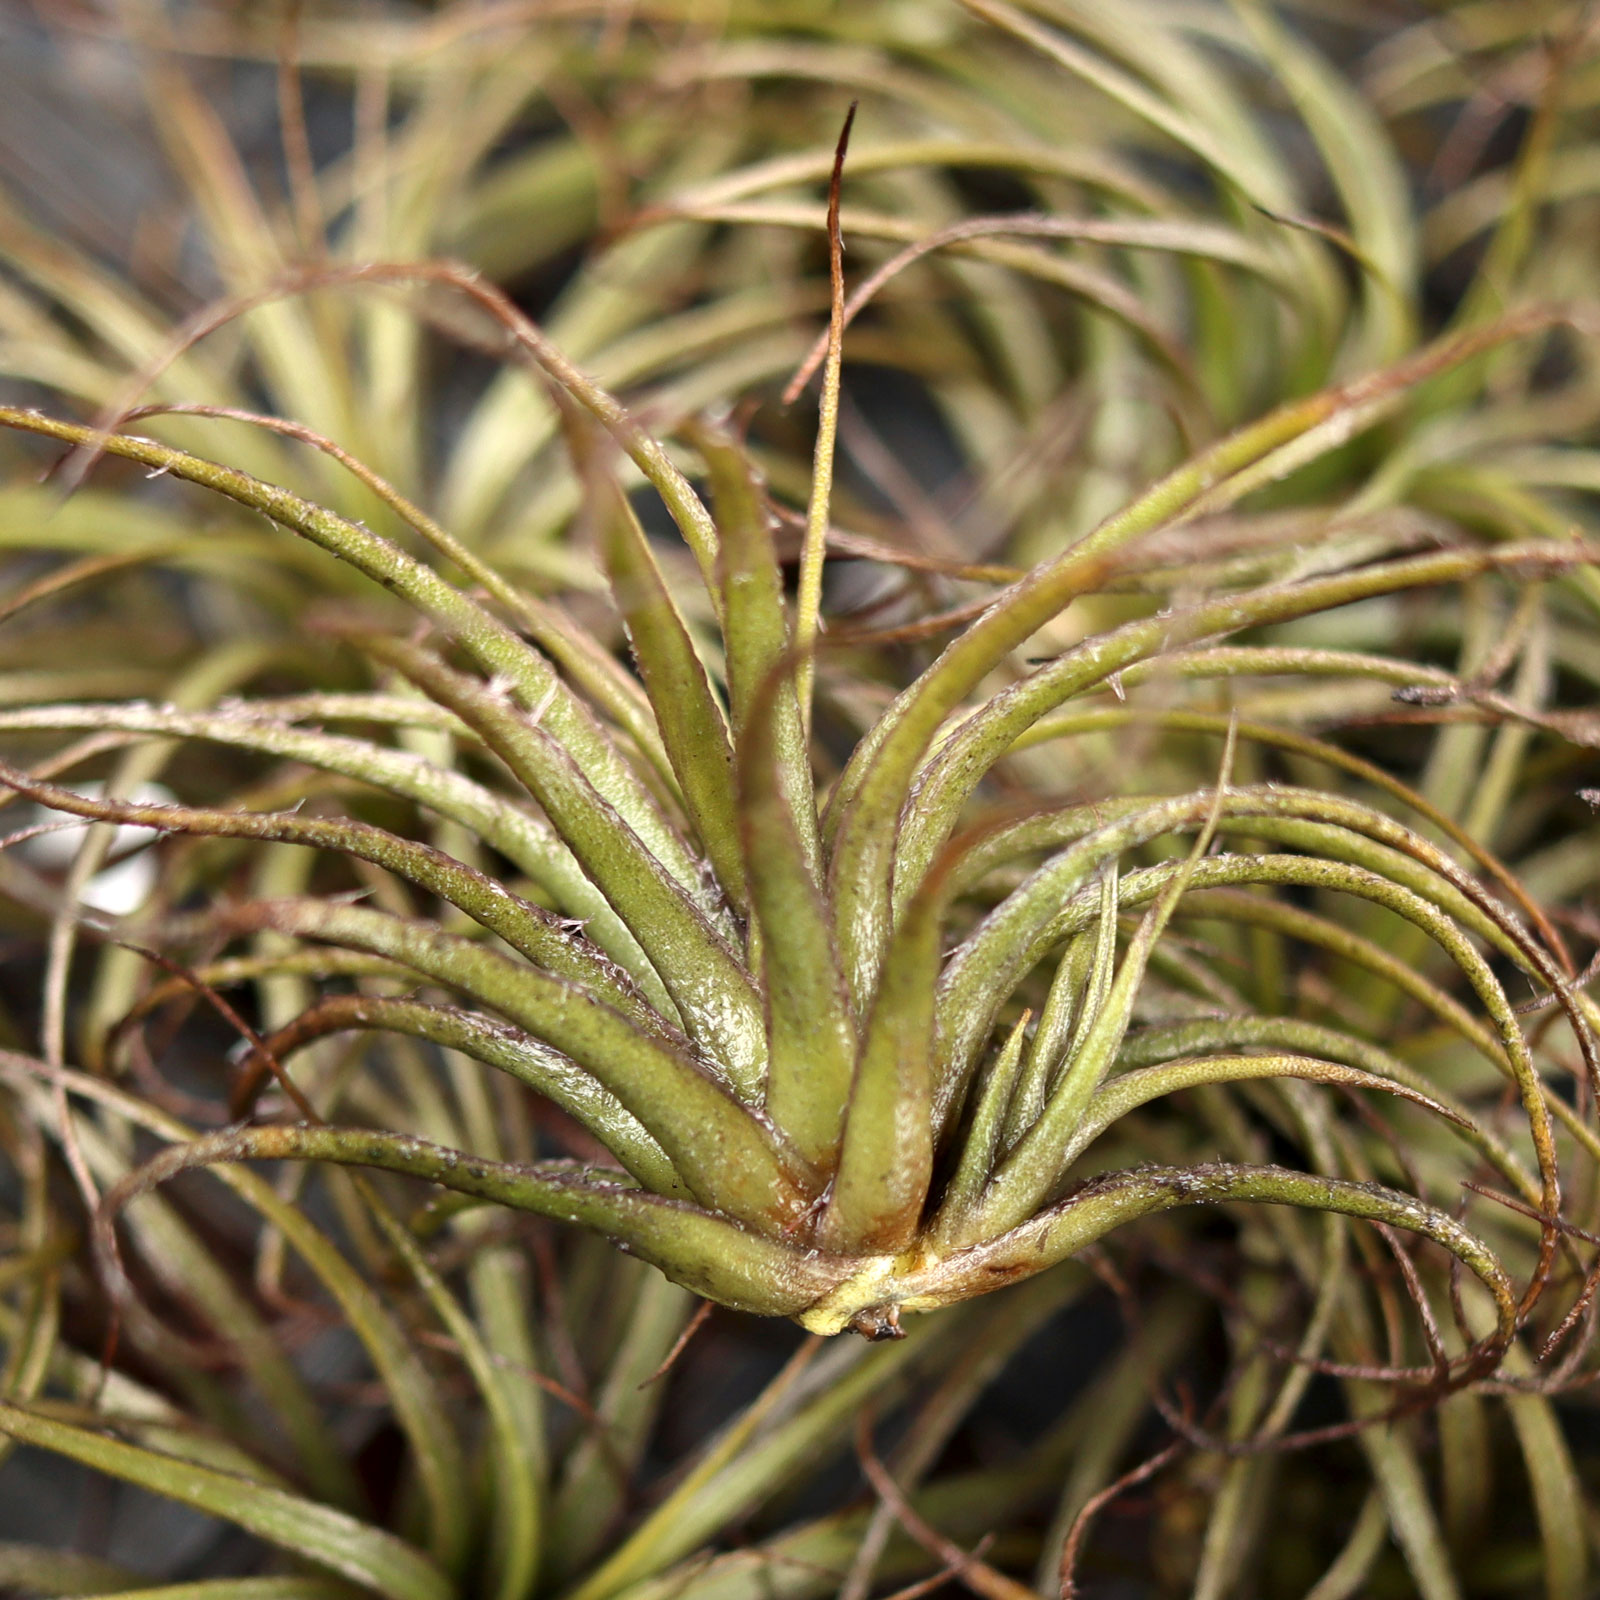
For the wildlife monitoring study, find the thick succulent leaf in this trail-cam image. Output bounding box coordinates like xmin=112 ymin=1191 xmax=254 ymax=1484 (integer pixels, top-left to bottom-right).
xmin=1176 ymin=886 xmax=1545 ymax=1100
xmin=509 ymin=589 xmax=679 ymax=798
xmin=692 ymin=421 xmax=820 ymax=868
xmin=1010 ymin=703 xmax=1569 ymax=958
xmin=894 ymin=539 xmax=1599 ymax=916
xmin=112 ymin=1125 xmax=846 ymax=1319
xmin=0 ymin=761 xmax=664 ymax=1034
xmin=215 ymin=897 xmax=807 ymax=1227
xmin=939 ymin=789 xmax=1574 ymax=1152
xmin=123 ymin=395 xmax=684 ymax=803
xmin=693 ymin=424 xmax=854 ymax=1163
xmin=955 ymin=786 xmax=1553 ymax=986
xmin=0 ymin=1404 xmax=449 ymax=1600
xmin=260 ymin=994 xmax=682 ymax=1196
xmin=956 ymin=780 xmax=1224 ymax=1245
xmin=815 ymin=865 xmax=942 ymax=1253
xmin=586 ymin=447 xmax=745 ymax=908
xmin=939 ymin=1009 xmax=1030 ymax=1224
xmin=939 ymin=792 xmax=1221 ymax=1121
xmin=1076 ymin=1051 xmax=1463 ymax=1158
xmin=362 ymin=636 xmax=768 ymax=1093
xmin=1056 ymin=868 xmax=1120 ymax=1088
xmin=797 ymin=1162 xmax=1517 ymax=1346
xmin=1001 ymin=933 xmax=1092 ymax=1151
xmin=822 ymin=316 xmax=1574 ymax=998
xmin=143 ymin=397 xmax=680 ymax=800
xmin=453 ymin=265 xmax=728 ymax=595
xmin=0 ymin=407 xmax=700 ymax=894
xmin=737 ymin=667 xmax=856 ymax=1167
xmin=953 ymin=850 xmax=1557 ymax=1158
xmin=1111 ymin=1015 xmax=1540 ymax=1207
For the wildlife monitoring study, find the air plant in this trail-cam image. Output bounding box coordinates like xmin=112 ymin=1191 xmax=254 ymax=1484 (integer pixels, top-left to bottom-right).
xmin=0 ymin=244 xmax=1596 ymax=1362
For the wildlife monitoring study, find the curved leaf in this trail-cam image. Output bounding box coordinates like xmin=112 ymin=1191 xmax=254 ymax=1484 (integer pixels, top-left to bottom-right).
xmin=0 ymin=760 xmax=663 ymax=1033
xmin=260 ymin=994 xmax=682 ymax=1196
xmin=816 ymin=860 xmax=944 ymax=1253
xmin=215 ymin=898 xmax=809 ymax=1231
xmin=823 ymin=316 xmax=1575 ymax=999
xmin=0 ymin=406 xmax=700 ymax=893
xmin=583 ymin=440 xmax=744 ymax=907
xmin=0 ymin=701 xmax=664 ymax=1004
xmin=0 ymin=1404 xmax=449 ymax=1600
xmin=361 ymin=636 xmax=768 ymax=1095
xmin=798 ymin=1162 xmax=1517 ymax=1347
xmin=737 ymin=665 xmax=856 ymax=1168
xmin=109 ymin=1125 xmax=846 ymax=1320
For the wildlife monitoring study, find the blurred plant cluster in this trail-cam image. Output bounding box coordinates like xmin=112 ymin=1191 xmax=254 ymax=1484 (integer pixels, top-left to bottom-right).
xmin=2 ymin=2 xmax=1600 ymax=1598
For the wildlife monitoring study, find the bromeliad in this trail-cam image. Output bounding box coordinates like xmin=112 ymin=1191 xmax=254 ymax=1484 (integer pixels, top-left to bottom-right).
xmin=0 ymin=285 xmax=1594 ymax=1368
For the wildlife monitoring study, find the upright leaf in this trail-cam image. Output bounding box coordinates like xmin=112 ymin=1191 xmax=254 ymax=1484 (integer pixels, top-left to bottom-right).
xmin=738 ymin=666 xmax=857 ymax=1168
xmin=581 ymin=436 xmax=746 ymax=910
xmin=362 ymin=635 xmax=769 ymax=1094
xmin=816 ymin=860 xmax=946 ymax=1254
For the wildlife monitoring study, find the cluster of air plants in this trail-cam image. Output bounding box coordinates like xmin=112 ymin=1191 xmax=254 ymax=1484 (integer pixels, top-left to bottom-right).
xmin=5 ymin=2 xmax=1600 ymax=1597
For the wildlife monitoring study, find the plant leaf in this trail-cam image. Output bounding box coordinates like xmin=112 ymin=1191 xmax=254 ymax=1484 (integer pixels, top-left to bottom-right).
xmin=816 ymin=861 xmax=943 ymax=1253
xmin=0 ymin=761 xmax=663 ymax=1034
xmin=259 ymin=994 xmax=682 ymax=1196
xmin=108 ymin=1125 xmax=845 ymax=1319
xmin=961 ymin=758 xmax=1227 ymax=1244
xmin=582 ymin=438 xmax=746 ymax=909
xmin=0 ymin=1404 xmax=450 ymax=1600
xmin=689 ymin=424 xmax=814 ymax=858
xmin=858 ymin=1162 xmax=1517 ymax=1361
xmin=0 ymin=407 xmax=696 ymax=894
xmin=0 ymin=695 xmax=666 ymax=1006
xmin=737 ymin=665 xmax=857 ymax=1168
xmin=939 ymin=1009 xmax=1031 ymax=1225
xmin=360 ymin=636 xmax=769 ymax=1094
xmin=216 ymin=898 xmax=808 ymax=1230
xmin=894 ymin=539 xmax=1598 ymax=919
xmin=1001 ymin=933 xmax=1092 ymax=1152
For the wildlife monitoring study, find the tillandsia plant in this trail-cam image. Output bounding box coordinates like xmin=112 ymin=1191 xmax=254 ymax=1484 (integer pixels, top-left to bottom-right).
xmin=1 ymin=245 xmax=1599 ymax=1356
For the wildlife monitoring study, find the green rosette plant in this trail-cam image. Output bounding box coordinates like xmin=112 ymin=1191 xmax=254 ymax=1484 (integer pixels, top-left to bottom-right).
xmin=1 ymin=271 xmax=1595 ymax=1361
xmin=6 ymin=276 xmax=1600 ymax=1600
